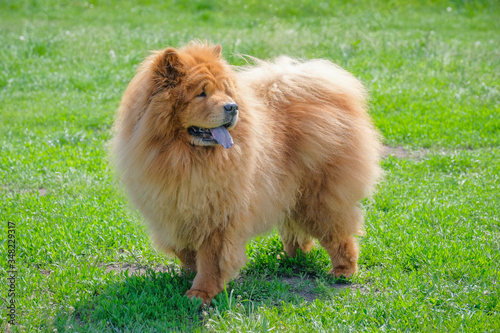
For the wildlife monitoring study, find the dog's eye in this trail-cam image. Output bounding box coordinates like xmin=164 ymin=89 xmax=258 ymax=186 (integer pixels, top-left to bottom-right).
xmin=197 ymin=91 xmax=206 ymax=98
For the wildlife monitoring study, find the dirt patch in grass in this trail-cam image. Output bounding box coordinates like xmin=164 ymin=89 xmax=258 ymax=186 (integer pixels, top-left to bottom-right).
xmin=262 ymin=275 xmax=364 ymax=302
xmin=281 ymin=276 xmax=364 ymax=302
xmin=382 ymin=145 xmax=429 ymax=160
xmin=383 ymin=145 xmax=409 ymax=158
xmin=103 ymin=263 xmax=175 ymax=275
xmin=2 ymin=186 xmax=48 ymax=196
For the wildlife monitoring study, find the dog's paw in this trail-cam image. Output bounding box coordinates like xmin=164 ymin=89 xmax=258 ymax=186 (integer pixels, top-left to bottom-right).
xmin=186 ymin=289 xmax=212 ymax=305
xmin=329 ymin=265 xmax=357 ymax=278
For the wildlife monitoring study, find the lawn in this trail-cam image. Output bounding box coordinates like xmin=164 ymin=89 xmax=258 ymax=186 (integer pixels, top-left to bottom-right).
xmin=1 ymin=0 xmax=499 ymax=331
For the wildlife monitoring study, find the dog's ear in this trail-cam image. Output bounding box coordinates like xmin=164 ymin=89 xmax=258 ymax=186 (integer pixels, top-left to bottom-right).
xmin=153 ymin=47 xmax=185 ymax=90
xmin=212 ymin=44 xmax=222 ymax=57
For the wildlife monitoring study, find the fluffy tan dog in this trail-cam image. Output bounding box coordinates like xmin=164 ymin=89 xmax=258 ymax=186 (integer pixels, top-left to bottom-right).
xmin=111 ymin=42 xmax=382 ymax=305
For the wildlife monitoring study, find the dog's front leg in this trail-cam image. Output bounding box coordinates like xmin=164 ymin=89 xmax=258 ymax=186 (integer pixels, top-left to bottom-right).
xmin=185 ymin=233 xmax=223 ymax=305
xmin=185 ymin=228 xmax=246 ymax=305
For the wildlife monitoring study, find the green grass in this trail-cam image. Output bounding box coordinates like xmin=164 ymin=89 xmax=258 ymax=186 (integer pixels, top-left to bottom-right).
xmin=1 ymin=0 xmax=499 ymax=331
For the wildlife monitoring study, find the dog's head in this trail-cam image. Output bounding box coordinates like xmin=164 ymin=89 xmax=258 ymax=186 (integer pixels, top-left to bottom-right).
xmin=125 ymin=43 xmax=239 ymax=149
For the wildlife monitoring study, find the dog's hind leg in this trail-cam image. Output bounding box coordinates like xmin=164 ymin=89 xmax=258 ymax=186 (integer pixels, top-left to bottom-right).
xmin=295 ymin=198 xmax=363 ymax=278
xmin=278 ymin=219 xmax=315 ymax=257
xmin=154 ymin=243 xmax=197 ymax=274
xmin=314 ymin=205 xmax=363 ymax=278
xmin=319 ymin=234 xmax=359 ymax=278
xmin=174 ymin=248 xmax=197 ymax=274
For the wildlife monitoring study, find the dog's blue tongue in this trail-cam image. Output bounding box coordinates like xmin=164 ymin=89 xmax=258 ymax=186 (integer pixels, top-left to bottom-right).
xmin=210 ymin=126 xmax=233 ymax=149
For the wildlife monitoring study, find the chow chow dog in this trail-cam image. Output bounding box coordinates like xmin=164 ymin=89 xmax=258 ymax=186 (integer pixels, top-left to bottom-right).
xmin=111 ymin=42 xmax=382 ymax=304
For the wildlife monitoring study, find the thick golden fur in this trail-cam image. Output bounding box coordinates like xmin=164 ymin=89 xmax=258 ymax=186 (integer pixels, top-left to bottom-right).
xmin=111 ymin=43 xmax=382 ymax=304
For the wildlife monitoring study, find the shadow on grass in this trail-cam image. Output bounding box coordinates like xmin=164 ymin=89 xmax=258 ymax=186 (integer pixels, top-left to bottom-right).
xmin=52 ymin=250 xmax=357 ymax=332
xmin=53 ymin=267 xmax=203 ymax=332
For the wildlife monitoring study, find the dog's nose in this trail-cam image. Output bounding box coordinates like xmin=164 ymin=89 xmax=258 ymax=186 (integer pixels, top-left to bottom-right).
xmin=224 ymin=103 xmax=238 ymax=116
